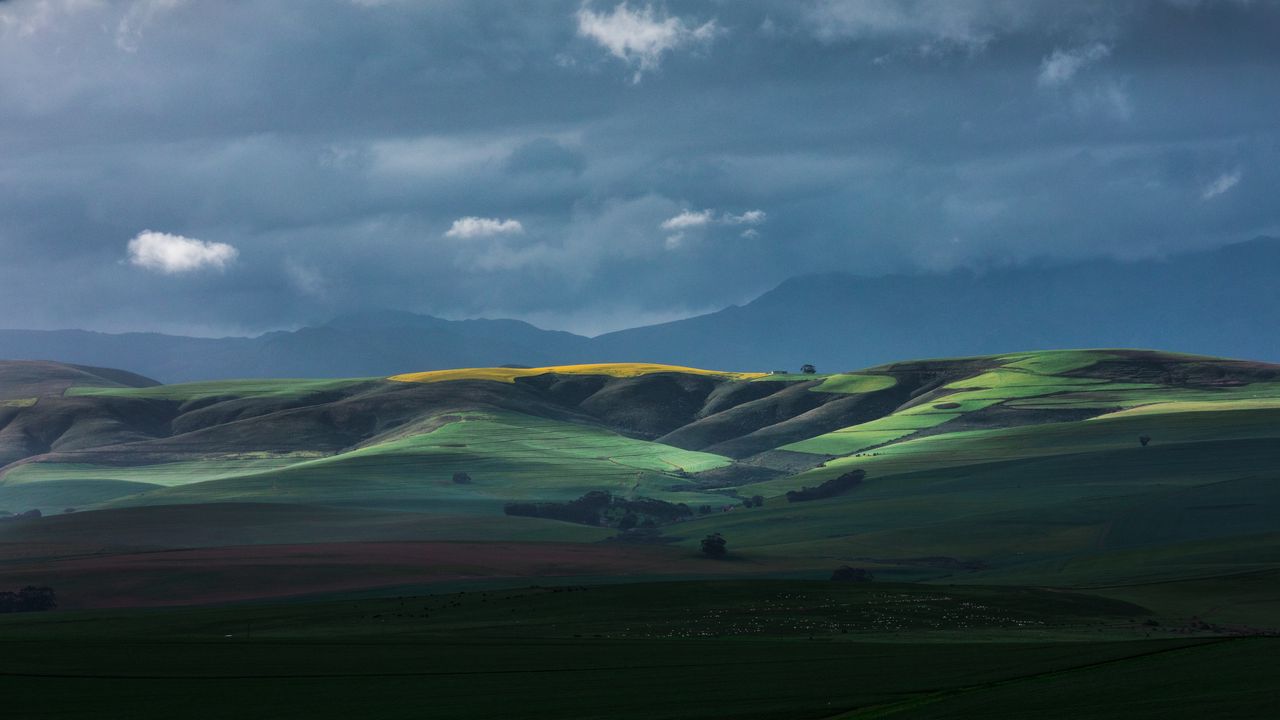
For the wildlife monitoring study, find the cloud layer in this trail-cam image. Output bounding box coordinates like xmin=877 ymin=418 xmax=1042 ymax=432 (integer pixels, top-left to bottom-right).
xmin=0 ymin=1 xmax=1277 ymax=336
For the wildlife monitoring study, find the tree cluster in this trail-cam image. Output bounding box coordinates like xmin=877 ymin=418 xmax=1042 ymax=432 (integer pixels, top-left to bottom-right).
xmin=785 ymin=470 xmax=866 ymax=502
xmin=830 ymin=566 xmax=874 ymax=582
xmin=504 ymin=491 xmax=692 ymax=528
xmin=700 ymin=533 xmax=727 ymax=558
xmin=0 ymin=586 xmax=56 ymax=613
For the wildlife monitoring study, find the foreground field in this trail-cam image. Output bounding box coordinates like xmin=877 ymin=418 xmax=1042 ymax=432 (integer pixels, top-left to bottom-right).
xmin=1 ymin=579 xmax=1275 ymax=720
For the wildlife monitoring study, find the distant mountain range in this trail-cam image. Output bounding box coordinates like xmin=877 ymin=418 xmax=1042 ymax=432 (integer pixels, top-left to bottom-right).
xmin=3 ymin=238 xmax=1279 ymax=382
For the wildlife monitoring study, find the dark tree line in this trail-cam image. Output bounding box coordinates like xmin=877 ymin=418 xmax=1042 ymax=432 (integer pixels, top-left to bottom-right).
xmin=504 ymin=491 xmax=692 ymax=528
xmin=0 ymin=586 xmax=56 ymax=613
xmin=830 ymin=566 xmax=874 ymax=582
xmin=785 ymin=470 xmax=866 ymax=502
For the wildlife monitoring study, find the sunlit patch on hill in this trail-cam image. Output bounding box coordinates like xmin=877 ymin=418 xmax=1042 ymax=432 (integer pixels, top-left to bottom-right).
xmin=389 ymin=363 xmax=766 ymax=384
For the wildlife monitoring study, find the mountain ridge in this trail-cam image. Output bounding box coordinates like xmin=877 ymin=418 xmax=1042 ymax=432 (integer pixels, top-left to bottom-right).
xmin=3 ymin=238 xmax=1277 ymax=382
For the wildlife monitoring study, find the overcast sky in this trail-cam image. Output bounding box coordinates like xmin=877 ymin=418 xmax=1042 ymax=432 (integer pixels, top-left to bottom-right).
xmin=1 ymin=0 xmax=1277 ymax=337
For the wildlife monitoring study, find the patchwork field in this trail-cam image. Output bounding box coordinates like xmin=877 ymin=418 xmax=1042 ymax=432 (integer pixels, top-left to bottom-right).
xmin=2 ymin=349 xmax=1279 ymax=586
xmin=4 ymin=350 xmax=1280 ymax=718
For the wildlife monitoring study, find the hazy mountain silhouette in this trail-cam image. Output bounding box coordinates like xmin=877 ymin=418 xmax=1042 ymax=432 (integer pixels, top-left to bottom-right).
xmin=2 ymin=238 xmax=1277 ymax=381
xmin=593 ymin=237 xmax=1280 ymax=371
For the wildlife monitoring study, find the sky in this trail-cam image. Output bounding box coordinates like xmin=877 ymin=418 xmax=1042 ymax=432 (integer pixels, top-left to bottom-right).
xmin=1 ymin=0 xmax=1277 ymax=337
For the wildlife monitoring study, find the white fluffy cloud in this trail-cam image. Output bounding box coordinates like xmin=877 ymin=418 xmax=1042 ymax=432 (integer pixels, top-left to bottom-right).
xmin=1038 ymin=43 xmax=1111 ymax=87
xmin=444 ymin=216 xmax=525 ymax=239
xmin=659 ymin=209 xmax=715 ymax=231
xmin=661 ymin=208 xmax=767 ymax=231
xmin=127 ymin=230 xmax=238 ymax=273
xmin=725 ymin=209 xmax=767 ymax=225
xmin=660 ymin=208 xmax=767 ymax=247
xmin=1202 ymin=170 xmax=1242 ymax=200
xmin=576 ymin=2 xmax=719 ymax=81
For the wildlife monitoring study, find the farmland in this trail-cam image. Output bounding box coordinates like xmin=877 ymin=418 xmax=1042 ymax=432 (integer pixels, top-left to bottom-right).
xmin=3 ymin=349 xmax=1280 ymax=717
xmin=1 ymin=578 xmax=1276 ymax=719
xmin=2 ymin=349 xmax=1280 ymax=577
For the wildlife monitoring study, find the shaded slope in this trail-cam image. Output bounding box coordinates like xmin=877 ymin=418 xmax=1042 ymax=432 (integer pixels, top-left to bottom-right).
xmin=0 ymin=360 xmax=158 ymax=400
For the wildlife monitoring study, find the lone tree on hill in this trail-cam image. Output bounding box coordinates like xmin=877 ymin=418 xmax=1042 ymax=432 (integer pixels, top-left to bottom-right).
xmin=830 ymin=566 xmax=874 ymax=582
xmin=800 ymin=364 xmax=817 ymax=375
xmin=700 ymin=533 xmax=728 ymax=558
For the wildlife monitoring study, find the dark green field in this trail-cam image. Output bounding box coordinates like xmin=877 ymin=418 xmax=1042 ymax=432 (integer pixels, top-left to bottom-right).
xmin=3 ymin=350 xmax=1280 ymax=717
xmin=2 ymin=579 xmax=1277 ymax=719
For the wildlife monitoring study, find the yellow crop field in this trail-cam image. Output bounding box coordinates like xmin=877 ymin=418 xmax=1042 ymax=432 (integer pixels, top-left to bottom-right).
xmin=390 ymin=363 xmax=766 ymax=384
xmin=0 ymin=397 xmax=37 ymax=408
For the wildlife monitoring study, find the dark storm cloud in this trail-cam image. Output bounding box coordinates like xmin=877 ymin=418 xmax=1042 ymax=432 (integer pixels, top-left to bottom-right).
xmin=0 ymin=0 xmax=1277 ymax=336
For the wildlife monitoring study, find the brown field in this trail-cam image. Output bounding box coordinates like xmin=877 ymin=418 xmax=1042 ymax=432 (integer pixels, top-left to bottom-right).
xmin=0 ymin=540 xmax=771 ymax=609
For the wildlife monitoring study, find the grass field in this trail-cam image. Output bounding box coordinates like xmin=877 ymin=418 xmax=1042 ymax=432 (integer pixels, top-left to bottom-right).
xmin=810 ymin=374 xmax=898 ymax=394
xmin=0 ymin=579 xmax=1274 ymax=720
xmin=685 ymin=410 xmax=1280 ymax=586
xmin=3 ymin=456 xmax=314 ymax=488
xmin=2 ymin=411 xmax=737 ymax=513
xmin=778 ymin=351 xmax=1175 ymax=458
xmin=779 ymin=405 xmax=1280 ymax=486
xmin=202 ymin=410 xmax=736 ymax=509
xmin=65 ymin=377 xmax=378 ymax=401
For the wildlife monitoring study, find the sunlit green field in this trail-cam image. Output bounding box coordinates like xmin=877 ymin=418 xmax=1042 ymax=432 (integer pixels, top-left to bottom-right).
xmin=780 ymin=350 xmax=1168 ymax=456
xmin=3 ymin=411 xmax=735 ymax=513
xmin=64 ymin=376 xmax=379 ymax=401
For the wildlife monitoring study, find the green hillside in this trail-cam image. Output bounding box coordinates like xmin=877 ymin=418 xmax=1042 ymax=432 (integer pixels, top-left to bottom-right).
xmin=65 ymin=411 xmax=737 ymax=512
xmin=2 ymin=349 xmax=1279 ymax=590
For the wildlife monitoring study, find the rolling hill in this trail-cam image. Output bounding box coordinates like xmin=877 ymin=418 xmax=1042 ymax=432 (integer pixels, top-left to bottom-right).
xmin=3 ymin=349 xmax=1280 ymax=595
